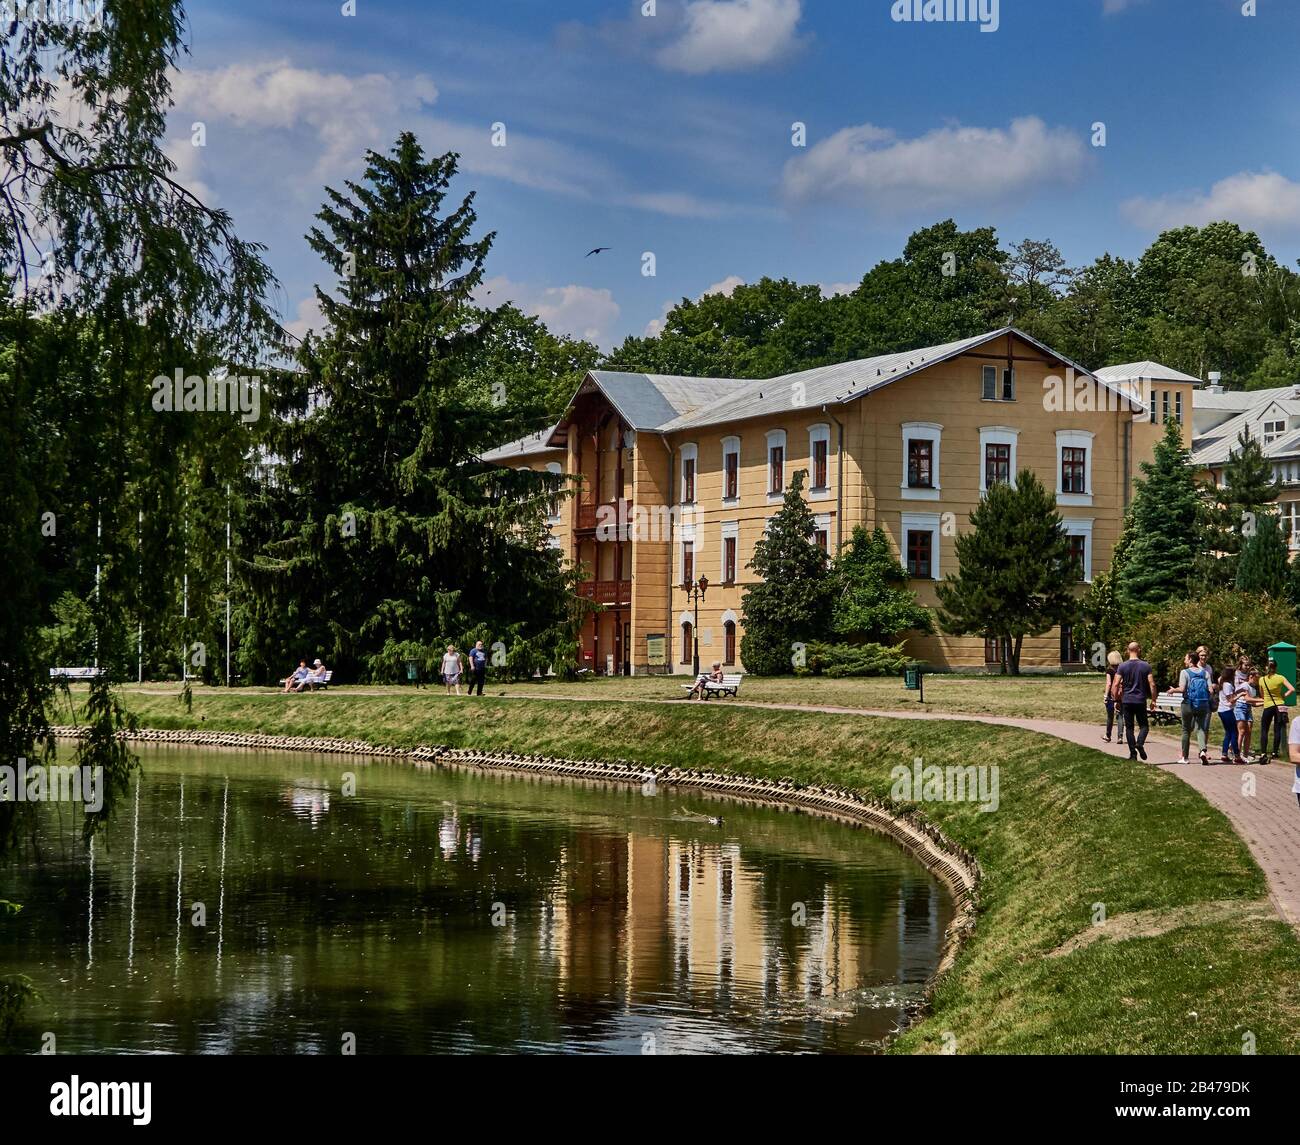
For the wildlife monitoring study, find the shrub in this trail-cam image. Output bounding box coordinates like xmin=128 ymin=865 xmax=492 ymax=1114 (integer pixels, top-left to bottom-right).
xmin=797 ymin=641 xmax=909 ymax=678
xmin=1131 ymin=589 xmax=1300 ymax=686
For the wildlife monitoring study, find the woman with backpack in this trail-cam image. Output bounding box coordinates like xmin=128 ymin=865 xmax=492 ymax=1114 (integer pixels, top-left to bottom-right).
xmin=1167 ymin=648 xmax=1214 ymax=766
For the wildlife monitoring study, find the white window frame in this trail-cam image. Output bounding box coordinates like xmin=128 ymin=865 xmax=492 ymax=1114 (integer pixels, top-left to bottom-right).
xmin=1174 ymin=391 xmax=1183 ymax=425
xmin=679 ymin=442 xmax=698 ymax=506
xmin=1056 ymin=429 xmax=1095 ymax=507
xmin=813 ymin=512 xmax=831 ymax=553
xmin=901 ymin=422 xmax=942 ymax=501
xmin=677 ymin=521 xmax=698 ymax=586
xmin=1263 ymin=419 xmax=1285 ymax=446
xmin=544 ymin=461 xmax=563 ymax=523
xmin=678 ymin=611 xmax=695 ymax=666
xmin=982 ymin=364 xmax=1015 ymax=401
xmin=901 ymin=511 xmax=942 ymax=581
xmin=808 ymin=423 xmax=832 ymax=500
xmin=1062 ymin=517 xmax=1094 ymax=584
xmin=721 ymin=436 xmax=741 ymax=505
xmin=720 ymin=609 xmax=739 ymax=666
xmin=978 ymin=426 xmax=1020 ymax=494
xmin=720 ymin=520 xmax=739 ymax=583
xmin=766 ymin=429 xmax=787 ymax=502
xmin=1283 ymin=502 xmax=1300 ymax=551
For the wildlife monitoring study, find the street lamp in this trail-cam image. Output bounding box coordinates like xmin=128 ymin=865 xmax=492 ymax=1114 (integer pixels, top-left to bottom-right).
xmin=684 ymin=575 xmax=709 ymax=676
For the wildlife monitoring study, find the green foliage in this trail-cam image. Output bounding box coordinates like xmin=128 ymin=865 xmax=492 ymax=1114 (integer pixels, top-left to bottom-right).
xmin=1199 ymin=432 xmax=1280 ymax=587
xmin=1075 ymin=569 xmax=1127 ymax=660
xmin=936 ymin=470 xmax=1078 ymax=674
xmin=242 ymin=135 xmax=585 ymax=683
xmin=831 ymin=525 xmax=933 ymax=643
xmin=1236 ymin=510 xmax=1290 ymax=594
xmin=1117 ymin=419 xmax=1201 ymax=611
xmin=739 ymin=470 xmax=835 ymax=675
xmin=1133 ymin=590 xmax=1300 ymax=685
xmin=797 ymin=641 xmax=909 ymax=678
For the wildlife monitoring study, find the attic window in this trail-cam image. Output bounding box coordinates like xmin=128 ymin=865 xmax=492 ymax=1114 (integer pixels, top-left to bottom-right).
xmin=982 ymin=365 xmax=1015 ymax=401
xmin=1264 ymin=419 xmax=1285 ymax=445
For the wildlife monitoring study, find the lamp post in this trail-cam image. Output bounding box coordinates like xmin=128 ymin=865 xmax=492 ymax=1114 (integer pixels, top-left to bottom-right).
xmin=685 ymin=575 xmax=709 ymax=676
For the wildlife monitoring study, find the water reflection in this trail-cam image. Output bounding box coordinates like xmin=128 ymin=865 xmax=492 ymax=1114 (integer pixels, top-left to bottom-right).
xmin=2 ymin=747 xmax=953 ymax=1055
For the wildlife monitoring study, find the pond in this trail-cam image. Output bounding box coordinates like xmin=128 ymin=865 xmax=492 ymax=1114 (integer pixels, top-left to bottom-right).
xmin=2 ymin=745 xmax=954 ymax=1054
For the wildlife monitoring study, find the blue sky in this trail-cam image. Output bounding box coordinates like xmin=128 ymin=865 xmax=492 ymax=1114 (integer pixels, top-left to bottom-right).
xmin=171 ymin=0 xmax=1300 ymax=349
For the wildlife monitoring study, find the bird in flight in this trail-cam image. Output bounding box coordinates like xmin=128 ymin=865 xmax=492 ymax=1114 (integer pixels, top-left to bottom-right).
xmin=586 ymin=246 xmax=611 ymax=257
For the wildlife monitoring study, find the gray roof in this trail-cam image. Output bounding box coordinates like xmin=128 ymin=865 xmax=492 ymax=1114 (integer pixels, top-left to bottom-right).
xmin=658 ymin=327 xmax=1137 ymax=433
xmin=480 ymin=424 xmax=565 ymax=464
xmin=1094 ymin=360 xmax=1202 ymax=385
xmin=1191 ymin=398 xmax=1300 ymax=466
xmin=584 ymin=370 xmax=751 ymax=431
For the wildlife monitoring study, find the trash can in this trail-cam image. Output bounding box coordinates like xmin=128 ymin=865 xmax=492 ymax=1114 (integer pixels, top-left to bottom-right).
xmin=404 ymin=658 xmax=422 ymax=688
xmin=904 ymin=666 xmax=921 ymax=691
xmin=1267 ymin=641 xmax=1296 ymax=705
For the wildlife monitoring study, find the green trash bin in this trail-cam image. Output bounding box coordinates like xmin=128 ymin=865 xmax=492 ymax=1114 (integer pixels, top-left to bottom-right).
xmin=1267 ymin=641 xmax=1296 ymax=705
xmin=904 ymin=666 xmax=920 ymax=690
xmin=404 ymin=658 xmax=422 ymax=688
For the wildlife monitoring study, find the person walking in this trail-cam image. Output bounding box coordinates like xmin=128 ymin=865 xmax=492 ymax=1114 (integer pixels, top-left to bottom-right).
xmin=1289 ymin=713 xmax=1300 ymax=809
xmin=441 ymin=644 xmax=464 ymax=696
xmin=1256 ymin=657 xmax=1295 ymax=764
xmin=468 ymin=640 xmax=488 ymax=696
xmin=1113 ymin=642 xmax=1156 ymax=762
xmin=1168 ymin=648 xmax=1213 ymax=765
xmin=1215 ymin=669 xmax=1241 ymax=765
xmin=1103 ymin=650 xmax=1125 ymax=745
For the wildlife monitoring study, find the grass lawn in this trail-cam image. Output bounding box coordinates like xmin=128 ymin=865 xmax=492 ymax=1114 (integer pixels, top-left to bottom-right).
xmin=115 ymin=669 xmax=1112 ymax=723
xmin=85 ymin=684 xmax=1300 ymax=1055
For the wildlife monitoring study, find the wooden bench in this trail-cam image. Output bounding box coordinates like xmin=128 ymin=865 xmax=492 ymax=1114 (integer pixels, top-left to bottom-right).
xmin=49 ymin=667 xmax=105 ymax=681
xmin=680 ymin=672 xmax=743 ymax=699
xmin=301 ymin=669 xmax=333 ymax=691
xmin=1152 ymin=691 xmax=1183 ymax=726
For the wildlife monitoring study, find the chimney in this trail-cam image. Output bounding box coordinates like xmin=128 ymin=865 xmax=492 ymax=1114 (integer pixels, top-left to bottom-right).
xmin=1206 ymin=370 xmax=1223 ymax=395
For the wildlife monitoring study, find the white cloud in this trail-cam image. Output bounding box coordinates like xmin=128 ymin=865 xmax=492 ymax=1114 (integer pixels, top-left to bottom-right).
xmin=285 ymin=295 xmax=326 ymax=342
xmin=820 ymin=281 xmax=857 ymax=297
xmin=163 ymin=134 xmax=214 ymax=204
xmin=478 ymin=276 xmax=620 ymax=347
xmin=782 ymin=116 xmax=1088 ymax=210
xmin=1121 ymin=171 xmax=1300 ymax=234
xmin=1102 ymin=0 xmax=1148 ymax=12
xmin=657 ymin=0 xmax=804 ymax=74
xmin=701 ymin=274 xmax=745 ymax=297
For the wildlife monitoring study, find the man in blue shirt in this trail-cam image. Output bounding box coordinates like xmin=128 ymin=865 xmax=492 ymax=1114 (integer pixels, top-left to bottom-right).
xmin=468 ymin=640 xmax=488 ymax=696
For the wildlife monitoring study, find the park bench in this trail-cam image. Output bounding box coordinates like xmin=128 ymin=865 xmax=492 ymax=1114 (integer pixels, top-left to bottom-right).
xmin=680 ymin=672 xmax=743 ymax=700
xmin=1152 ymin=691 xmax=1183 ymax=725
xmin=301 ymin=670 xmax=334 ymax=691
xmin=49 ymin=667 xmax=105 ymax=681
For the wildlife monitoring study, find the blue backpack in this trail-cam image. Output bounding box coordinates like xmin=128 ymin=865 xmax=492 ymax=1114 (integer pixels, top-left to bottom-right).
xmin=1185 ymin=666 xmax=1211 ymax=711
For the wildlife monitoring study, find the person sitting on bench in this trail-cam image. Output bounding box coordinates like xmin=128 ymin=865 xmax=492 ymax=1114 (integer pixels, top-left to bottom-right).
xmin=689 ymin=662 xmax=724 ymax=700
xmin=296 ymin=659 xmax=328 ymax=692
xmin=282 ymin=659 xmax=310 ymax=693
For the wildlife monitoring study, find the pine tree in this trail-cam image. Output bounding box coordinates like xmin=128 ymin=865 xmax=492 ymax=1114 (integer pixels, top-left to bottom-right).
xmin=1199 ymin=431 xmax=1280 ymax=587
xmin=936 ymin=470 xmax=1078 ymax=675
xmin=740 ymin=470 xmax=835 ymax=675
xmin=246 ymin=135 xmax=582 ymax=680
xmin=1117 ymin=418 xmax=1201 ymax=611
xmin=1236 ymin=510 xmax=1289 ymax=594
xmin=832 ymin=525 xmax=933 ymax=643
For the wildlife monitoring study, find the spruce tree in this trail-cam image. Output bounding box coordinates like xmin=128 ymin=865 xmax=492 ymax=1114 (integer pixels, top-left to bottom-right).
xmin=1236 ymin=510 xmax=1289 ymax=594
xmin=740 ymin=470 xmax=835 ymax=675
xmin=832 ymin=525 xmax=933 ymax=643
xmin=246 ymin=135 xmax=581 ymax=680
xmin=1117 ymin=418 xmax=1201 ymax=611
xmin=1200 ymin=431 xmax=1280 ymax=587
xmin=936 ymin=470 xmax=1078 ymax=674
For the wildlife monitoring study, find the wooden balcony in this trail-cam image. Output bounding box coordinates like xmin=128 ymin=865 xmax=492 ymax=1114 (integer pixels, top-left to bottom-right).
xmin=575 ymin=498 xmax=633 ymax=537
xmin=577 ymin=579 xmax=632 ymax=607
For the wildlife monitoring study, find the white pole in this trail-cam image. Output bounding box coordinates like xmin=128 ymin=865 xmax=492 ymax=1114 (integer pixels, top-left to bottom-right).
xmin=93 ymin=513 xmax=101 ymax=669
xmin=137 ymin=509 xmax=143 ymax=683
xmin=225 ymin=483 xmax=231 ymax=688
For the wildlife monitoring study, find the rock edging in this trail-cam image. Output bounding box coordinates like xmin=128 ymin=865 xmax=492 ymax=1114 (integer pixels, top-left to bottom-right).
xmin=47 ymin=724 xmax=980 ymax=976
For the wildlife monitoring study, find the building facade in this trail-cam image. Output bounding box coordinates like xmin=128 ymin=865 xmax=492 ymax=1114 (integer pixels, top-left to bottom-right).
xmin=484 ymin=328 xmax=1167 ymax=673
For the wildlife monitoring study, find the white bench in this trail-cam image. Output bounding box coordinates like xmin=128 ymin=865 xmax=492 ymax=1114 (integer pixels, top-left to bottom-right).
xmin=49 ymin=667 xmax=105 ymax=681
xmin=297 ymin=670 xmax=333 ymax=692
xmin=680 ymin=672 xmax=743 ymax=699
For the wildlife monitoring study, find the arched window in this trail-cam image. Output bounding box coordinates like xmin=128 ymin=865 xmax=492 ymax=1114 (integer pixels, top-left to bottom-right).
xmin=724 ymin=621 xmax=736 ymax=666
xmin=680 ymin=619 xmax=694 ymax=666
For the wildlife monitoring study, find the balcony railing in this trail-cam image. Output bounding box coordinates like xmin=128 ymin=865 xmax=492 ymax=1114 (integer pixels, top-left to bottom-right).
xmin=577 ymin=579 xmax=632 ymax=606
xmin=576 ymin=499 xmax=633 ymax=535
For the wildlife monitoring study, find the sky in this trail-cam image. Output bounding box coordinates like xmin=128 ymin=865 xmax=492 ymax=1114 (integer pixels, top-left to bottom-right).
xmin=169 ymin=0 xmax=1300 ymax=350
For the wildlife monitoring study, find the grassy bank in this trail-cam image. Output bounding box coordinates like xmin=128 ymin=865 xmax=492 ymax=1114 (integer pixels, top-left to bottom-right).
xmin=87 ymin=686 xmax=1300 ymax=1054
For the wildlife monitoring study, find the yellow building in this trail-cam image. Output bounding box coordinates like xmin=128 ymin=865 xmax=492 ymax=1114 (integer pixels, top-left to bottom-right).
xmin=483 ymin=327 xmax=1158 ymax=672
